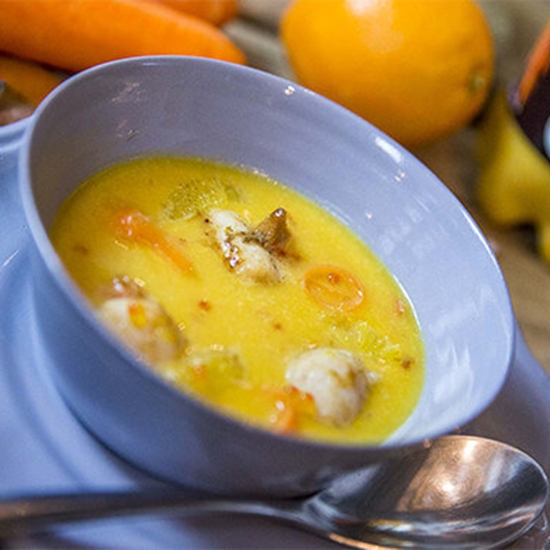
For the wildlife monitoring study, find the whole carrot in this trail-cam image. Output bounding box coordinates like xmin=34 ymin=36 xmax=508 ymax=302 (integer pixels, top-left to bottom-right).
xmin=0 ymin=0 xmax=245 ymax=74
xmin=142 ymin=0 xmax=238 ymax=26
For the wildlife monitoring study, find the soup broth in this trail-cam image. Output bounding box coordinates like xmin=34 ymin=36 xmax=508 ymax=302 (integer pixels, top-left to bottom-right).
xmin=50 ymin=156 xmax=424 ymax=444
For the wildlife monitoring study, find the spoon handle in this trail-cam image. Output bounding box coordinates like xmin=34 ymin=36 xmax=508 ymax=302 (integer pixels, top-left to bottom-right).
xmin=0 ymin=490 xmax=300 ymax=538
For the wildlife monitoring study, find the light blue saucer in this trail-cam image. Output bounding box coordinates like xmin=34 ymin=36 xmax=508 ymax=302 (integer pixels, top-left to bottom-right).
xmin=1 ymin=108 xmax=550 ymax=546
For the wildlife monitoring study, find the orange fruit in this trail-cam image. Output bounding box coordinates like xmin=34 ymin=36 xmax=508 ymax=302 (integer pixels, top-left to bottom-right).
xmin=281 ymin=0 xmax=495 ymax=148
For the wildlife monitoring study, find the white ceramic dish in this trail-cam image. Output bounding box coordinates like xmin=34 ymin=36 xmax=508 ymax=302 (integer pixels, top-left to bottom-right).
xmin=17 ymin=57 xmax=514 ymax=497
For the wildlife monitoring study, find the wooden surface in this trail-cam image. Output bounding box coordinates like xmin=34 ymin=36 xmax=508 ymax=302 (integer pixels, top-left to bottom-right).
xmin=228 ymin=0 xmax=550 ymax=372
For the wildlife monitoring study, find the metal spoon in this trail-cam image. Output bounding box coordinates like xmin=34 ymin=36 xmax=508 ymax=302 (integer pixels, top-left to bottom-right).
xmin=0 ymin=435 xmax=547 ymax=548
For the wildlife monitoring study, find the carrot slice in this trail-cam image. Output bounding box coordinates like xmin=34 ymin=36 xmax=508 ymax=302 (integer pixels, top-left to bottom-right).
xmin=271 ymin=400 xmax=298 ymax=434
xmin=304 ymin=265 xmax=364 ymax=311
xmin=115 ymin=209 xmax=193 ymax=274
xmin=0 ymin=0 xmax=245 ymax=74
xmin=267 ymin=386 xmax=315 ymax=435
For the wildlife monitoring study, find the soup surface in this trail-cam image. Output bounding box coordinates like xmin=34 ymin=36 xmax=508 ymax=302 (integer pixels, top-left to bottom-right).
xmin=50 ymin=156 xmax=424 ymax=444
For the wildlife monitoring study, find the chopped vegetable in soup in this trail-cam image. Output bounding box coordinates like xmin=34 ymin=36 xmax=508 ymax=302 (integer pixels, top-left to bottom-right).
xmin=50 ymin=156 xmax=424 ymax=444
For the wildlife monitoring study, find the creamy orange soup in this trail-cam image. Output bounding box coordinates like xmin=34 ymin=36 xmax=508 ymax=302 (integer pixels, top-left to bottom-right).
xmin=50 ymin=156 xmax=424 ymax=444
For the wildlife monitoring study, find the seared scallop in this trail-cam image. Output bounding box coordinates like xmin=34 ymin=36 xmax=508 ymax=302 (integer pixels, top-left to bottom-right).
xmin=286 ymin=347 xmax=374 ymax=427
xmin=97 ymin=276 xmax=187 ymax=364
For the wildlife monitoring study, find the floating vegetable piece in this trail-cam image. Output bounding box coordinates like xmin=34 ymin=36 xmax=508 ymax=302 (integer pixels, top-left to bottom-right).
xmin=268 ymin=386 xmax=315 ymax=434
xmin=270 ymin=393 xmax=299 ymax=434
xmin=163 ymin=177 xmax=239 ymax=220
xmin=187 ymin=347 xmax=245 ymax=384
xmin=176 ymin=346 xmax=249 ymax=401
xmin=0 ymin=0 xmax=245 ymax=74
xmin=115 ymin=208 xmax=194 ymax=274
xmin=304 ymin=265 xmax=364 ymax=311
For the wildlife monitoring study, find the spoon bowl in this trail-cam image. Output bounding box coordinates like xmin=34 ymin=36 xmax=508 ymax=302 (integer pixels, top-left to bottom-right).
xmin=0 ymin=436 xmax=547 ymax=548
xmin=308 ymin=435 xmax=549 ymax=548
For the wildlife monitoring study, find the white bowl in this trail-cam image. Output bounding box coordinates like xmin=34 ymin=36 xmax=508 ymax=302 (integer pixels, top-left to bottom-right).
xmin=19 ymin=56 xmax=514 ymax=497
